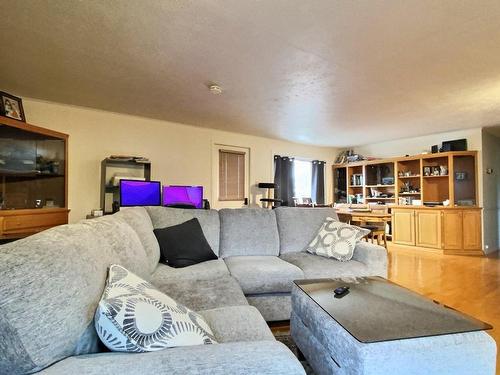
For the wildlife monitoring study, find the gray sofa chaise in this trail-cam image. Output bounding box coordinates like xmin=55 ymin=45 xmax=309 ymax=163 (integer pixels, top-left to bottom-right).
xmin=0 ymin=206 xmax=387 ymax=374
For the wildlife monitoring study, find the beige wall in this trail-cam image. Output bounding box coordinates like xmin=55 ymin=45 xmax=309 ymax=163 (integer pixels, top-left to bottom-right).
xmin=23 ymin=98 xmax=337 ymax=222
xmin=354 ymin=128 xmax=483 ymax=160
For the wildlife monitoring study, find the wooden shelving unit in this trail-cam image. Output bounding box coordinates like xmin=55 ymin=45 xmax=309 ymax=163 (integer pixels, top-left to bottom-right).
xmin=333 ymin=151 xmax=481 ymax=255
xmin=100 ymin=158 xmax=151 ymax=214
xmin=333 ymin=151 xmax=478 ymax=207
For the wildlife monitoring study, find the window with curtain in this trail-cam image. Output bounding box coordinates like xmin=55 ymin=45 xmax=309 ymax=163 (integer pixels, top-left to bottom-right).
xmin=293 ymin=160 xmax=313 ymax=199
xmin=274 ymin=156 xmax=326 ymax=205
xmin=219 ymin=149 xmax=245 ymax=201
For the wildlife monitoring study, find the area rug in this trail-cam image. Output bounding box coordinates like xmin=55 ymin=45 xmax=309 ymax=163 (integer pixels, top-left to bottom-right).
xmin=273 ymin=331 xmax=315 ymax=374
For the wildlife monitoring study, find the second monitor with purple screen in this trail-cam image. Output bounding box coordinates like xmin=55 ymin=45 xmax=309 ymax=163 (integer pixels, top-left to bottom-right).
xmin=163 ymin=185 xmax=203 ymax=208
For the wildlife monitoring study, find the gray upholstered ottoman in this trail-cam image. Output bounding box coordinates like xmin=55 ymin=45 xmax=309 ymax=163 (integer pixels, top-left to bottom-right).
xmin=291 ymin=278 xmax=496 ymax=375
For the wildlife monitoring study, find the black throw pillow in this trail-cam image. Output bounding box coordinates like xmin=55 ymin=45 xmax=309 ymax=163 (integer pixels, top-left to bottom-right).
xmin=153 ymin=218 xmax=217 ymax=268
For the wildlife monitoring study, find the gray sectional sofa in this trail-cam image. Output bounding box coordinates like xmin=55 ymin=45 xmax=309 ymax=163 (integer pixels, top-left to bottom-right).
xmin=0 ymin=206 xmax=387 ymax=374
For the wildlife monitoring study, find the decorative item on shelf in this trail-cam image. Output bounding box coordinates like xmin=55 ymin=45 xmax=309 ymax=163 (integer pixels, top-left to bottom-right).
xmin=382 ymin=177 xmax=394 ymax=185
xmin=440 ymin=166 xmax=448 ymax=176
xmin=432 ymin=166 xmax=440 ymax=176
xmin=86 ymin=209 xmax=104 ymax=220
xmin=351 ymin=174 xmax=363 ymax=186
xmin=34 ymin=199 xmax=43 ymax=208
xmin=335 ymin=149 xmax=366 ymax=164
xmin=423 ymin=166 xmax=431 ymax=176
xmin=443 ymin=199 xmax=450 ymax=207
xmin=399 ymin=171 xmax=414 ymax=177
xmin=0 ymin=91 xmax=25 ymax=122
xmin=44 ymin=198 xmax=55 ymax=208
xmin=109 ymin=155 xmax=150 ymax=163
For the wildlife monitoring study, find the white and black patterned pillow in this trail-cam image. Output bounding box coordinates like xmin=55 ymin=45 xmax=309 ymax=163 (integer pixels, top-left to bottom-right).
xmin=95 ymin=264 xmax=217 ymax=352
xmin=306 ymin=217 xmax=370 ymax=261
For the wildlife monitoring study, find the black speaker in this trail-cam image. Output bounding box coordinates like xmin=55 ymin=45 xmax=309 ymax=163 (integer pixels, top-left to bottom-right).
xmin=203 ymin=199 xmax=210 ymax=210
xmin=431 ymin=145 xmax=439 ymax=153
xmin=441 ymin=139 xmax=467 ymax=152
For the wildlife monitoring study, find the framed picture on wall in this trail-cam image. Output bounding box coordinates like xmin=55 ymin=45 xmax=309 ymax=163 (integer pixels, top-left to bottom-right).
xmin=0 ymin=91 xmax=25 ymax=122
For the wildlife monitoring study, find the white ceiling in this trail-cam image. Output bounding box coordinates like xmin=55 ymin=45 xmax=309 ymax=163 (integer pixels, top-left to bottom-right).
xmin=1 ymin=0 xmax=500 ymax=147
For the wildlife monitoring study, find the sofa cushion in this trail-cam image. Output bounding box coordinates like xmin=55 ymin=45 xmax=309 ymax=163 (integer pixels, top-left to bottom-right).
xmin=146 ymin=207 xmax=221 ymax=256
xmin=199 ymin=306 xmax=275 ymax=343
xmin=150 ymin=260 xmax=229 ymax=283
xmin=81 ymin=215 xmax=150 ymax=280
xmin=95 ymin=265 xmax=216 ymax=352
xmin=224 ymin=256 xmax=304 ymax=294
xmin=41 ymin=341 xmax=306 ymax=375
xmin=219 ymin=209 xmax=280 ymax=257
xmin=247 ymin=294 xmax=292 ymax=322
xmin=0 ymin=224 xmax=117 ymax=374
xmin=280 ymin=252 xmax=371 ymax=279
xmin=154 ymin=218 xmax=217 ymax=268
xmin=152 ymin=275 xmax=248 ymax=311
xmin=306 ymin=220 xmax=370 ymax=261
xmin=113 ymin=207 xmax=161 ymax=274
xmin=275 ymin=207 xmax=339 ymax=254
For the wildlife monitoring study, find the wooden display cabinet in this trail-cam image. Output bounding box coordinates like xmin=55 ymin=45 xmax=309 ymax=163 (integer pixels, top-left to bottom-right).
xmin=0 ymin=116 xmax=69 ymax=239
xmin=392 ymin=207 xmax=482 ymax=255
xmin=334 ymin=151 xmax=482 ymax=255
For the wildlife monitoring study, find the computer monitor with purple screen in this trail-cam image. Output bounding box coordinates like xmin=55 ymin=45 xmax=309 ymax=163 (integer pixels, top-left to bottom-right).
xmin=119 ymin=180 xmax=161 ymax=207
xmin=163 ymin=185 xmax=203 ymax=208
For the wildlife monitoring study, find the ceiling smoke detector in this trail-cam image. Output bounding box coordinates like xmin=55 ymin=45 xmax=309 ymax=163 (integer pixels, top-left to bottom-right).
xmin=208 ymin=84 xmax=223 ymax=95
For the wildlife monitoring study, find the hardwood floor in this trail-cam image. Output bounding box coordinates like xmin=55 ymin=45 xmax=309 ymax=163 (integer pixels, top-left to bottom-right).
xmin=388 ymin=243 xmax=500 ymax=374
xmin=270 ymin=243 xmax=500 ymax=373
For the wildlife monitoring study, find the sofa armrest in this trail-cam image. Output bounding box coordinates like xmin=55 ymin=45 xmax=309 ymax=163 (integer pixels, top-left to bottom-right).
xmin=351 ymin=241 xmax=388 ymax=278
xmin=40 ymin=341 xmax=306 ymax=375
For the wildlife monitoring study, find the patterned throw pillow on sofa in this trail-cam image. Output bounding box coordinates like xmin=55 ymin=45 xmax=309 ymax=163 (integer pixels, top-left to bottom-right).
xmin=95 ymin=264 xmax=217 ymax=352
xmin=306 ymin=217 xmax=370 ymax=261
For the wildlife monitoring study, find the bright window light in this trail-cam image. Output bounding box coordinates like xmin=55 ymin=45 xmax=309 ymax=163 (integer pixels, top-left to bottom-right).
xmin=293 ymin=160 xmax=312 ymax=200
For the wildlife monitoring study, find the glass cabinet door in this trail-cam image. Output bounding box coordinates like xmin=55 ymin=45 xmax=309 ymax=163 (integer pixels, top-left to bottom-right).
xmin=0 ymin=124 xmax=66 ymax=210
xmin=453 ymin=155 xmax=476 ymax=206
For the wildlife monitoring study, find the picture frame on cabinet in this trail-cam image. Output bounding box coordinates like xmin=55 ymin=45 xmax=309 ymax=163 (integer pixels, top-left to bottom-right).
xmin=0 ymin=91 xmax=25 ymax=122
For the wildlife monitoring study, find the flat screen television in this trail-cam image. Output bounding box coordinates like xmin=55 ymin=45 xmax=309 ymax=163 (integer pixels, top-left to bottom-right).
xmin=163 ymin=185 xmax=203 ymax=209
xmin=119 ymin=180 xmax=161 ymax=207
